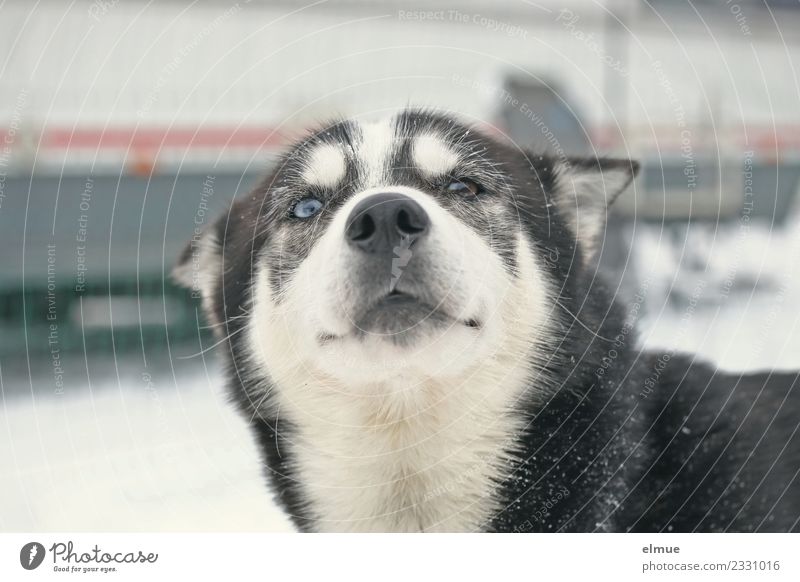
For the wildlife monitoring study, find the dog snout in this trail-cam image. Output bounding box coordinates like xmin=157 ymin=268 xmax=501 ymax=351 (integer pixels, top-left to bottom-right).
xmin=345 ymin=193 xmax=429 ymax=254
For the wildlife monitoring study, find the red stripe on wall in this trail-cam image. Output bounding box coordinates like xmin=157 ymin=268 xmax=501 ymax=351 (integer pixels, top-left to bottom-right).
xmin=38 ymin=126 xmax=291 ymax=150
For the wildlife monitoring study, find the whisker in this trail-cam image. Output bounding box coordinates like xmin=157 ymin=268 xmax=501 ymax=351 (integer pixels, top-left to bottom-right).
xmin=178 ymin=325 xmax=246 ymax=359
xmin=199 ymin=314 xmax=248 ymax=330
xmin=248 ymin=385 xmax=275 ymax=425
xmin=553 ymin=298 xmax=614 ymax=342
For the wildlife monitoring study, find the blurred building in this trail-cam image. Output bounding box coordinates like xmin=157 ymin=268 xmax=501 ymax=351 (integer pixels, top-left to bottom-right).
xmin=1 ymin=0 xmax=800 ymax=358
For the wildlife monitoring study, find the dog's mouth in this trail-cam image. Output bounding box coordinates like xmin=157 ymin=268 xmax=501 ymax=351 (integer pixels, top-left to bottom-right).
xmin=378 ymin=289 xmax=427 ymax=309
xmin=318 ymin=290 xmax=481 ymax=344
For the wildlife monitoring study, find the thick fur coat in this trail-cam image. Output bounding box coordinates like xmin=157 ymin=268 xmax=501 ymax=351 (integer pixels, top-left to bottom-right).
xmin=174 ymin=110 xmax=800 ymax=532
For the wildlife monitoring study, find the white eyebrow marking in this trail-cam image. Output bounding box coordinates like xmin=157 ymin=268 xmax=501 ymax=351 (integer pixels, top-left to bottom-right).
xmin=357 ymin=118 xmax=396 ymax=187
xmin=413 ymin=134 xmax=459 ymax=178
xmin=302 ymin=143 xmax=347 ymax=187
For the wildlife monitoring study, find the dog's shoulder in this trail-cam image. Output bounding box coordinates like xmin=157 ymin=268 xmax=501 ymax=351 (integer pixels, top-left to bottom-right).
xmin=631 ymin=353 xmax=800 ymax=531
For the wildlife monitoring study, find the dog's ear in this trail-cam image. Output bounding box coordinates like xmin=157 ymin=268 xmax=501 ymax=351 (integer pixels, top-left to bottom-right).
xmin=172 ymin=210 xmax=229 ymax=328
xmin=550 ymin=156 xmax=639 ymax=265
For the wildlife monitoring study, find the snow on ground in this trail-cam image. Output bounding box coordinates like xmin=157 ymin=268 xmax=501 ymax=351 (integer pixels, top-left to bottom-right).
xmin=0 ymin=362 xmax=295 ymax=532
xmin=1 ymin=215 xmax=799 ymax=532
xmin=633 ymin=214 xmax=800 ymax=372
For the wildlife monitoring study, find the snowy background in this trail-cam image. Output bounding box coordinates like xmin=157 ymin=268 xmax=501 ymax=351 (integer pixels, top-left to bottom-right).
xmin=1 ymin=353 xmax=295 ymax=531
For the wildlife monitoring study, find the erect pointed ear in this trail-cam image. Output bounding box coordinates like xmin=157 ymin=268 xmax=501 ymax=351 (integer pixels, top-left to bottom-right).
xmin=551 ymin=156 xmax=639 ymax=265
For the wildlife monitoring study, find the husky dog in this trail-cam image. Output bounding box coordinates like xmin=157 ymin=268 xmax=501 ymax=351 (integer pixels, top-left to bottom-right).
xmin=173 ymin=110 xmax=800 ymax=532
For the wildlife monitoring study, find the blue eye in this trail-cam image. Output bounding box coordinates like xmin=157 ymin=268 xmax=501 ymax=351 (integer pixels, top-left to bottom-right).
xmin=446 ymin=179 xmax=481 ymax=197
xmin=293 ymin=197 xmax=323 ymax=219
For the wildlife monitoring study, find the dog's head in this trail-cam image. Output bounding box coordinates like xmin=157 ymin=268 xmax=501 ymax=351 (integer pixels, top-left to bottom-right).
xmin=174 ymin=110 xmax=637 ymax=390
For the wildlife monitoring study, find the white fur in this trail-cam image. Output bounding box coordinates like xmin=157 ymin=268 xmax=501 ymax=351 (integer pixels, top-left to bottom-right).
xmin=413 ymin=134 xmax=459 ymax=178
xmin=247 ymin=184 xmax=555 ymax=531
xmin=357 ymin=119 xmax=396 ymax=187
xmin=302 ymin=144 xmax=347 ymax=188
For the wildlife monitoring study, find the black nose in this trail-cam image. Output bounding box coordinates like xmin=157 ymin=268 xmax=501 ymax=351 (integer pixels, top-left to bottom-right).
xmin=345 ymin=193 xmax=430 ymax=253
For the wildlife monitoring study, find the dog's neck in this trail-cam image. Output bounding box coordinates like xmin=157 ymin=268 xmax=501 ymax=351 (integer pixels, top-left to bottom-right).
xmin=270 ymin=360 xmax=535 ymax=532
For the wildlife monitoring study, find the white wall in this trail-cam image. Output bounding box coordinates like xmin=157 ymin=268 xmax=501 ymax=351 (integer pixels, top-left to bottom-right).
xmin=1 ymin=0 xmax=799 ymax=166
